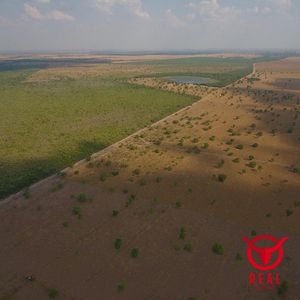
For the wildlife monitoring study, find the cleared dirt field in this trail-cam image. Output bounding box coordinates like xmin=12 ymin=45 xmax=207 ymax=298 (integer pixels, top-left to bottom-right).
xmin=0 ymin=57 xmax=300 ymax=299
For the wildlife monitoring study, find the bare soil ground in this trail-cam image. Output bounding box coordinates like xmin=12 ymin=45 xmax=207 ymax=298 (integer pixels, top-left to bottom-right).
xmin=0 ymin=58 xmax=300 ymax=300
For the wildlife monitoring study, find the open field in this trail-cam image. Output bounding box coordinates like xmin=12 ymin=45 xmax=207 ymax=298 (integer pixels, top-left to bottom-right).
xmin=0 ymin=56 xmax=299 ymax=299
xmin=0 ymin=55 xmax=265 ymax=199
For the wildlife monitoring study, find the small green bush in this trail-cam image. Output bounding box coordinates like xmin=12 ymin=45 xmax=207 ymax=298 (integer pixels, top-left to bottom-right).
xmin=179 ymin=227 xmax=186 ymax=240
xmin=184 ymin=243 xmax=192 ymax=252
xmin=235 ymin=253 xmax=243 ymax=260
xmin=76 ymin=193 xmax=91 ymax=203
xmin=247 ymin=161 xmax=257 ymax=169
xmin=125 ymin=194 xmax=136 ymax=207
xmin=215 ymin=159 xmax=225 ymax=168
xmin=114 ymin=238 xmax=122 ymax=250
xmin=48 ymin=288 xmax=58 ymax=298
xmin=111 ymin=171 xmax=119 ymax=176
xmin=277 ymin=280 xmax=288 ymax=296
xmin=99 ymin=173 xmax=108 ymax=181
xmin=72 ymin=206 xmax=81 ymax=218
xmin=132 ymin=168 xmax=141 ymax=175
xmin=117 ymin=282 xmax=126 ymax=293
xmin=212 ymin=243 xmax=224 ymax=255
xmin=131 ymin=248 xmax=139 ymax=258
xmin=217 ymin=174 xmax=227 ymax=182
xmin=155 ymin=176 xmax=162 ymax=183
xmin=112 ymin=210 xmax=119 ymax=217
xmin=175 ymin=201 xmax=182 ymax=208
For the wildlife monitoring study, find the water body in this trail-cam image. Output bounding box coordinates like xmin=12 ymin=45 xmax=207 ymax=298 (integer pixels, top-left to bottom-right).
xmin=166 ymin=75 xmax=214 ymax=85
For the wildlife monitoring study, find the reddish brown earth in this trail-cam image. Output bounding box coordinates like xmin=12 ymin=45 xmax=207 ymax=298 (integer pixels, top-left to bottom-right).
xmin=0 ymin=58 xmax=300 ymax=300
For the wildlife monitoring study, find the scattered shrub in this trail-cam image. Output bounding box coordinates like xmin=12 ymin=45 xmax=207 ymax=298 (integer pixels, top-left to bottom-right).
xmin=72 ymin=206 xmax=81 ymax=218
xmin=155 ymin=176 xmax=162 ymax=183
xmin=277 ymin=280 xmax=289 ymax=296
xmin=235 ymin=253 xmax=243 ymax=261
xmin=212 ymin=243 xmax=224 ymax=255
xmin=114 ymin=238 xmax=122 ymax=250
xmin=117 ymin=282 xmax=126 ymax=293
xmin=247 ymin=161 xmax=257 ymax=169
xmin=131 ymin=248 xmax=139 ymax=258
xmin=175 ymin=201 xmax=182 ymax=208
xmin=217 ymin=174 xmax=227 ymax=183
xmin=179 ymin=227 xmax=186 ymax=240
xmin=112 ymin=210 xmax=119 ymax=217
xmin=111 ymin=171 xmax=119 ymax=176
xmin=125 ymin=194 xmax=136 ymax=207
xmin=132 ymin=169 xmax=141 ymax=175
xmin=201 ymin=143 xmax=209 ymax=149
xmin=291 ymin=167 xmax=300 ymax=174
xmin=48 ymin=288 xmax=59 ymax=299
xmin=184 ymin=243 xmax=192 ymax=252
xmin=76 ymin=193 xmax=92 ymax=203
xmin=99 ymin=173 xmax=108 ymax=181
xmin=215 ymin=159 xmax=225 ymax=168
xmin=153 ymin=197 xmax=160 ymax=204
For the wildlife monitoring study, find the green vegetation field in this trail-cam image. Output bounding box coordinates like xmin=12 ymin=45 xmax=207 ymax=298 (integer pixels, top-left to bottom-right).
xmin=0 ymin=55 xmax=282 ymax=199
xmin=0 ymin=70 xmax=197 ymax=199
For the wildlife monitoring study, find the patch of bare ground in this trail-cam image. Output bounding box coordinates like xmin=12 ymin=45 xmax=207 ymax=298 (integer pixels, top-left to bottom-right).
xmin=1 ymin=57 xmax=300 ymax=299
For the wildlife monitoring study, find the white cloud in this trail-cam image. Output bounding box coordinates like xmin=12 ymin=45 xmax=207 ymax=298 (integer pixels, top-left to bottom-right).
xmin=35 ymin=0 xmax=51 ymax=4
xmin=188 ymin=0 xmax=240 ymax=20
xmin=165 ymin=9 xmax=186 ymax=28
xmin=48 ymin=10 xmax=74 ymax=21
xmin=24 ymin=3 xmax=74 ymax=21
xmin=24 ymin=3 xmax=44 ymax=19
xmin=245 ymin=0 xmax=292 ymax=15
xmin=274 ymin=0 xmax=292 ymax=10
xmin=94 ymin=0 xmax=150 ymax=19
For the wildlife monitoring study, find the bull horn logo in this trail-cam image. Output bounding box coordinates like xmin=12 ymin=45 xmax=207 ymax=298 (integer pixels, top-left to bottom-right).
xmin=242 ymin=235 xmax=289 ymax=271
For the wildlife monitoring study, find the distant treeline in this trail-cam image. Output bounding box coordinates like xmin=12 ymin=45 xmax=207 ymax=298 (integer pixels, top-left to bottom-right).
xmin=0 ymin=58 xmax=111 ymax=71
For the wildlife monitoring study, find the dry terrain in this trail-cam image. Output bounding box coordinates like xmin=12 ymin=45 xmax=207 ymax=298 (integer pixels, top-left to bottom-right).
xmin=0 ymin=52 xmax=259 ymax=63
xmin=0 ymin=57 xmax=300 ymax=300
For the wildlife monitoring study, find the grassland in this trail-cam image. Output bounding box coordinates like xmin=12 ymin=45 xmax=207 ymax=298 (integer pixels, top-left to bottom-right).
xmin=0 ymin=69 xmax=196 ymax=199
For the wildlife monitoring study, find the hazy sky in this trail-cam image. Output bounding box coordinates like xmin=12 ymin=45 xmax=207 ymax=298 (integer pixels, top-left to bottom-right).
xmin=0 ymin=0 xmax=299 ymax=52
